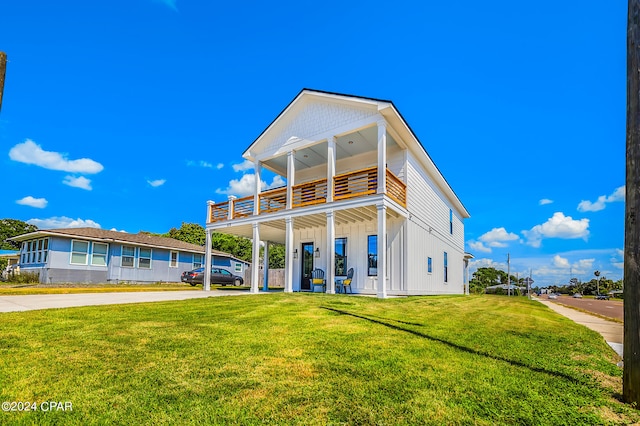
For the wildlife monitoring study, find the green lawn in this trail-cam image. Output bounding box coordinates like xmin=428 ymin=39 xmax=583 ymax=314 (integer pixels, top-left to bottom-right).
xmin=0 ymin=294 xmax=635 ymax=425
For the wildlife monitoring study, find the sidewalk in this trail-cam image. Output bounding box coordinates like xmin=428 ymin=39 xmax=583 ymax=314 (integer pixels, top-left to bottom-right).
xmin=536 ymin=298 xmax=623 ymax=358
xmin=0 ymin=289 xmax=256 ymax=313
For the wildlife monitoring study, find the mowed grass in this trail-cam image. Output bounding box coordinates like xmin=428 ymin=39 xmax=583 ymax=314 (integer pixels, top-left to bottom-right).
xmin=0 ymin=294 xmax=636 ymax=425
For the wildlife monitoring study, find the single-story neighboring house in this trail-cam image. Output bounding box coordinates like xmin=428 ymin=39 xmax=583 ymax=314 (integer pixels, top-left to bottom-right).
xmin=8 ymin=227 xmax=249 ymax=284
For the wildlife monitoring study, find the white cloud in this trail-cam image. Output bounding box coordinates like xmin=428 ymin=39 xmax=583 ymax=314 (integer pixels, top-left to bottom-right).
xmin=63 ymin=175 xmax=92 ymax=190
xmin=552 ymin=255 xmax=570 ymax=268
xmin=522 ymin=212 xmax=590 ymax=248
xmin=573 ymin=258 xmax=595 ymax=271
xmin=577 ymin=185 xmax=625 ymax=212
xmin=187 ymin=160 xmax=215 ymax=168
xmin=468 ymin=241 xmax=492 ymax=253
xmin=232 ymin=160 xmax=254 ymax=172
xmin=478 ymin=227 xmax=519 ymax=248
xmin=147 ymin=179 xmax=166 ymax=187
xmin=216 ymin=163 xmax=224 ymax=170
xmin=539 ymin=199 xmax=553 ymax=205
xmin=27 ymin=216 xmax=101 ymax=229
xmin=16 ymin=196 xmax=48 ymax=208
xmin=9 ymin=139 xmax=103 ymax=174
xmin=216 ymin=174 xmax=285 ymax=197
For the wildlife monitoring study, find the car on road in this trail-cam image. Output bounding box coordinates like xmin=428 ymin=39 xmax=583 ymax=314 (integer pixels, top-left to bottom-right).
xmin=572 ymin=293 xmax=583 ymax=298
xmin=181 ymin=267 xmax=244 ymax=286
xmin=595 ymin=293 xmax=610 ymax=300
xmin=548 ymin=294 xmax=558 ymax=300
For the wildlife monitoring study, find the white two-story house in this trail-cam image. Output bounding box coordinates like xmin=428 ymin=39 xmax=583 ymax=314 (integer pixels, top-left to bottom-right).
xmin=204 ymin=89 xmax=470 ymax=297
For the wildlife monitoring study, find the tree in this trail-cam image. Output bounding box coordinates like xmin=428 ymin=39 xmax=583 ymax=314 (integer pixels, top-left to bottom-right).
xmin=163 ymin=222 xmax=206 ymax=246
xmin=0 ymin=219 xmax=37 ymax=250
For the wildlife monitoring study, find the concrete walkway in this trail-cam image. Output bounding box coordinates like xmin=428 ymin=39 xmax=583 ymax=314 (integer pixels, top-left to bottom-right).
xmin=0 ymin=290 xmax=256 ymax=313
xmin=537 ymin=298 xmax=623 ymax=358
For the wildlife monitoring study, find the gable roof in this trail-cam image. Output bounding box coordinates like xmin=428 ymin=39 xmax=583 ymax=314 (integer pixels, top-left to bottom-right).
xmin=244 ymin=88 xmax=470 ymax=218
xmin=8 ymin=227 xmax=230 ymax=256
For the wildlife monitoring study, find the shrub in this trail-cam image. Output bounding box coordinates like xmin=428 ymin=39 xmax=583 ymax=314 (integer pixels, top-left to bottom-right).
xmin=9 ymin=271 xmax=40 ymax=284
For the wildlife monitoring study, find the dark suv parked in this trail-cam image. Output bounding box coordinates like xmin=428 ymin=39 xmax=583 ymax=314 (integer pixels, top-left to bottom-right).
xmin=595 ymin=294 xmax=610 ymax=300
xmin=181 ymin=267 xmax=244 ymax=286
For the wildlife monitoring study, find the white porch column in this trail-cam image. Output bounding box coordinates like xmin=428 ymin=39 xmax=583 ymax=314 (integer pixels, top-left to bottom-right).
xmin=251 ymin=223 xmax=260 ymax=294
xmin=254 ymin=161 xmax=262 ymax=215
xmin=227 ymin=195 xmax=236 ymax=220
xmin=262 ymin=241 xmax=269 ymax=292
xmin=284 ymin=216 xmax=294 ymax=292
xmin=327 ymin=136 xmax=336 ymax=203
xmin=377 ymin=120 xmax=387 ymax=195
xmin=377 ymin=203 xmax=387 ymax=298
xmin=286 ymin=151 xmax=295 ymax=210
xmin=326 ymin=210 xmax=335 ymax=294
xmin=204 ymin=228 xmax=212 ymax=291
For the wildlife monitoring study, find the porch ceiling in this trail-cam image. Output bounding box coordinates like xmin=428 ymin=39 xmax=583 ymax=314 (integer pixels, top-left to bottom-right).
xmin=261 ymin=126 xmax=398 ymax=177
xmin=209 ymin=204 xmax=401 ymax=245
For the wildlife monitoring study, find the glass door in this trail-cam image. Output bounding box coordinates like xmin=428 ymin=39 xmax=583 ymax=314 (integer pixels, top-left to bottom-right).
xmin=300 ymin=242 xmax=314 ymax=291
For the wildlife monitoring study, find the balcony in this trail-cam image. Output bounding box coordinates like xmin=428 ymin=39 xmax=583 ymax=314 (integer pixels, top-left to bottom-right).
xmin=208 ymin=167 xmax=406 ymax=223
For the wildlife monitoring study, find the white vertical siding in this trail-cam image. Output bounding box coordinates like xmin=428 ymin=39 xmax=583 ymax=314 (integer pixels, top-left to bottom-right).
xmin=404 ymin=153 xmax=465 ymax=294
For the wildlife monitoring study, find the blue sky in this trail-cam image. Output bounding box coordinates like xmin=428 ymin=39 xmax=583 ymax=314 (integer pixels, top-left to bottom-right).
xmin=0 ymin=1 xmax=625 ymax=287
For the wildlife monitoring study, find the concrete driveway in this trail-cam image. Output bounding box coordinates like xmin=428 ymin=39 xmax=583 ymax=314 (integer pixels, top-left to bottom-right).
xmin=0 ymin=290 xmax=255 ymax=313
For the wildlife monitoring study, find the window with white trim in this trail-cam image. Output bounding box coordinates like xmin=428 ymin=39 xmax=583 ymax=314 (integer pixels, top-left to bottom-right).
xmin=170 ymin=251 xmax=178 ymax=268
xmin=367 ymin=235 xmax=377 ymax=276
xmin=193 ymin=254 xmax=203 ymax=269
xmin=122 ymin=246 xmax=135 ymax=267
xmin=138 ymin=248 xmax=152 ymax=269
xmin=70 ymin=240 xmax=89 ymax=265
xmin=20 ymin=238 xmax=49 ymax=264
xmin=234 ymin=262 xmax=242 ymax=273
xmin=92 ymin=242 xmax=108 ymax=266
xmin=335 ymin=238 xmax=347 ymax=276
xmin=444 ymin=252 xmax=448 ymax=283
xmin=428 ymin=257 xmax=432 ymax=274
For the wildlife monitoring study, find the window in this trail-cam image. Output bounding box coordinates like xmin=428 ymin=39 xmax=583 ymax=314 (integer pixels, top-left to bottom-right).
xmin=122 ymin=246 xmax=135 ymax=267
xmin=20 ymin=238 xmax=49 ymax=265
xmin=42 ymin=238 xmax=48 ymax=263
xmin=193 ymin=254 xmax=203 ymax=269
xmin=170 ymin=251 xmax=178 ymax=268
xmin=92 ymin=243 xmax=108 ymax=266
xmin=71 ymin=240 xmax=89 ymax=265
xmin=138 ymin=248 xmax=152 ymax=269
xmin=335 ymin=238 xmax=347 ymax=276
xmin=427 ymin=257 xmax=432 ymax=274
xmin=367 ymin=235 xmax=377 ymax=276
xmin=444 ymin=252 xmax=448 ymax=283
xmin=450 ymin=209 xmax=453 ymax=235
xmin=234 ymin=262 xmax=242 ymax=273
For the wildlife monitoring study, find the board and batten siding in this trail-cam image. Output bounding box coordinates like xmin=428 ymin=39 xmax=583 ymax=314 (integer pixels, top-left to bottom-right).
xmin=290 ymin=218 xmax=404 ymax=294
xmin=405 ymin=153 xmax=465 ymax=294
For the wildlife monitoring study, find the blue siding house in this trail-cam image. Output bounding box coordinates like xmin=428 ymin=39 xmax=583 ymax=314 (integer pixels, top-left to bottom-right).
xmin=8 ymin=228 xmax=249 ymax=284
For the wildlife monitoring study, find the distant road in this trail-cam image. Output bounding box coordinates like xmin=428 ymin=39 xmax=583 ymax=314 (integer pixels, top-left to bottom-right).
xmin=548 ymin=295 xmax=623 ymax=321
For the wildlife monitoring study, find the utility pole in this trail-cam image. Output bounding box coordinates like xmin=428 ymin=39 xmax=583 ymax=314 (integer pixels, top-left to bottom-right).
xmin=507 ymin=253 xmax=511 ymax=296
xmin=0 ymin=52 xmax=6 ymax=111
xmin=625 ymin=0 xmax=640 ymax=405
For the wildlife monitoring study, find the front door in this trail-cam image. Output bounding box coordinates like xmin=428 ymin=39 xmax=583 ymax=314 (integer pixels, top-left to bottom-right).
xmin=300 ymin=242 xmax=314 ymax=291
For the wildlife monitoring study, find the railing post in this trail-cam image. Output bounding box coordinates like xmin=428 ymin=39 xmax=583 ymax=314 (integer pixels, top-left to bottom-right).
xmin=377 ymin=120 xmax=387 ymax=195
xmin=206 ymin=200 xmax=214 ymax=224
xmin=327 ymin=136 xmax=335 ymax=203
xmin=254 ymin=161 xmax=261 ymax=215
xmin=287 ymin=151 xmax=295 ymax=210
xmin=228 ymin=195 xmax=236 ymax=220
